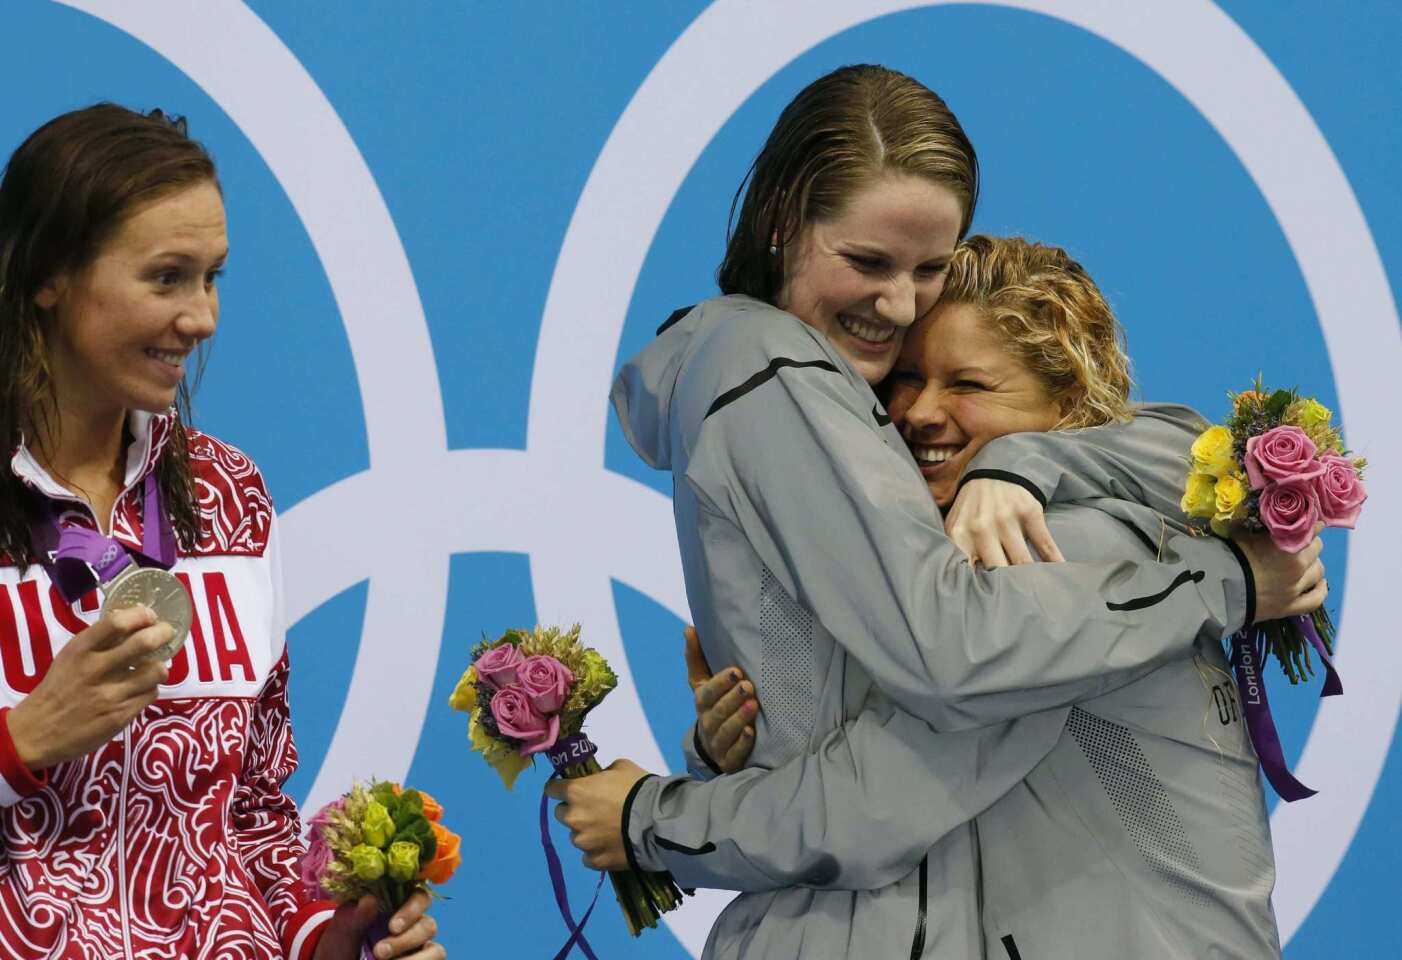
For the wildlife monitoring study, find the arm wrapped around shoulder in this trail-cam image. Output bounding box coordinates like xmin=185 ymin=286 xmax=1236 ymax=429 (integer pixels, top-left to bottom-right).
xmin=961 ymin=402 xmax=1209 ymax=516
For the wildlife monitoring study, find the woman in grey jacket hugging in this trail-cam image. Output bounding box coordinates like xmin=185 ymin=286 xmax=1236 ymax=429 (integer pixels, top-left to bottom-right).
xmin=550 ymin=67 xmax=1325 ymax=960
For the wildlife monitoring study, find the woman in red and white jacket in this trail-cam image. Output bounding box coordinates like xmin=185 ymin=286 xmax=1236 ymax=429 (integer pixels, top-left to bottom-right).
xmin=0 ymin=105 xmax=443 ymax=959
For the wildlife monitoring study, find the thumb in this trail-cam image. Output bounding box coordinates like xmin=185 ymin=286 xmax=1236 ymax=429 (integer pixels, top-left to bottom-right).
xmin=684 ymin=625 xmax=712 ymax=690
xmin=84 ymin=604 xmax=156 ymax=653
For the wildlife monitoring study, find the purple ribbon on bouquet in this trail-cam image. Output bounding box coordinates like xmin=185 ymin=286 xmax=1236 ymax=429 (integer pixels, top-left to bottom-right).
xmin=358 ymin=913 xmax=392 ymax=960
xmin=539 ymin=734 xmax=604 ymax=960
xmin=1230 ymin=616 xmax=1343 ymax=803
xmin=28 ymin=473 xmax=176 ymax=601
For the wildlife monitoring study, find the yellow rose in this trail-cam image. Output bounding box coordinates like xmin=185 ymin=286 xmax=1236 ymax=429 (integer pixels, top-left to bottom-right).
xmin=1213 ymin=473 xmax=1247 ymax=522
xmin=361 ymin=801 xmax=394 ymax=848
xmin=1180 ymin=471 xmax=1218 ymax=519
xmin=448 ymin=666 xmax=478 ymax=713
xmin=349 ymin=844 xmax=387 ymax=881
xmin=387 ymin=840 xmax=421 ymax=882
xmin=1190 ymin=426 xmax=1238 ymax=479
xmin=469 ymin=712 xmax=531 ymax=790
xmin=1296 ymin=398 xmax=1332 ymax=432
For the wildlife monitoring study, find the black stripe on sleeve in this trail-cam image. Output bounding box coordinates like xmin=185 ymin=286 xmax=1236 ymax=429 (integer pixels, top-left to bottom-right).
xmin=1106 ymin=569 xmax=1206 ymax=611
xmin=873 ymin=403 xmax=892 ymax=427
xmin=704 ymin=357 xmax=841 ymax=420
xmin=621 ymin=773 xmax=658 ymax=878
xmin=956 ymin=469 xmax=1049 ymax=508
xmin=908 ymin=854 xmax=928 ymax=959
xmin=1001 ymin=934 xmax=1024 ymax=960
xmin=1223 ymin=536 xmax=1257 ymax=629
xmin=657 ymin=305 xmax=696 ymax=336
xmin=655 ymin=836 xmax=717 ymax=856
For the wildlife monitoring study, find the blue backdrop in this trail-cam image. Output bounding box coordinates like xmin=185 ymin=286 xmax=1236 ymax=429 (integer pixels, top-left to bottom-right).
xmin=4 ymin=1 xmax=1399 ymax=956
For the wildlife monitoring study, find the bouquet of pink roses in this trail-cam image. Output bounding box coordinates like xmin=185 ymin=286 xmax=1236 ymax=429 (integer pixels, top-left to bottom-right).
xmin=1181 ymin=380 xmax=1365 ymax=799
xmin=448 ymin=624 xmax=684 ymax=939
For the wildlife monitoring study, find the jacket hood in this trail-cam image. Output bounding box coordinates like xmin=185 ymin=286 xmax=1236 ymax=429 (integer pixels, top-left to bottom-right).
xmin=610 ymin=303 xmax=708 ymax=471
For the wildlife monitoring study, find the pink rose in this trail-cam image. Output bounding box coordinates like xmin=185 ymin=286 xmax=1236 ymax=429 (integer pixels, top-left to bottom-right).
xmin=489 ymin=684 xmax=561 ymax=755
xmin=300 ymin=801 xmax=342 ymax=899
xmin=1244 ymin=426 xmax=1324 ymax=490
xmin=518 ymin=656 xmax=575 ymax=714
xmin=475 ymin=642 xmax=525 ymax=691
xmin=307 ymin=797 xmax=344 ymax=830
xmin=1314 ymin=454 xmax=1367 ymax=528
xmin=300 ymin=831 xmax=334 ymax=899
xmin=1258 ymin=478 xmax=1321 ymax=553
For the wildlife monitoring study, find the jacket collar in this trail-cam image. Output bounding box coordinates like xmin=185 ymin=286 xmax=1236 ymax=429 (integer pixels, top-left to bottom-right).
xmin=11 ymin=408 xmax=176 ymax=504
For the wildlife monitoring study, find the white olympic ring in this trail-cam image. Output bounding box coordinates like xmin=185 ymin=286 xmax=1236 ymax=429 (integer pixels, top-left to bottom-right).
xmin=64 ymin=0 xmax=1400 ymax=955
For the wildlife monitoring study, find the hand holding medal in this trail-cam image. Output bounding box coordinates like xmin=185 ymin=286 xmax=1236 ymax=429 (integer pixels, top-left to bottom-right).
xmin=5 ymin=604 xmax=176 ymax=770
xmin=101 ymin=566 xmax=192 ymax=662
xmin=6 ymin=472 xmax=194 ymax=772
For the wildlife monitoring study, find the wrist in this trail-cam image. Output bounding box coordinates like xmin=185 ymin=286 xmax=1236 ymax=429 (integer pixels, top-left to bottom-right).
xmin=957 ymin=469 xmax=1049 ymax=508
xmin=4 ymin=703 xmax=52 ymax=771
xmin=621 ymin=773 xmax=657 ymax=877
xmin=0 ymin=707 xmax=50 ymax=801
xmin=691 ymin=724 xmax=724 ymax=777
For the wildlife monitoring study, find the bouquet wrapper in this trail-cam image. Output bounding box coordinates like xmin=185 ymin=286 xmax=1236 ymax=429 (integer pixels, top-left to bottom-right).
xmin=540 ymin=733 xmax=684 ymax=952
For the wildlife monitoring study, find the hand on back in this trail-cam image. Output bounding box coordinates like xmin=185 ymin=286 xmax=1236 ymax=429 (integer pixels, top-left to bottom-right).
xmin=944 ymin=478 xmax=1064 ymax=568
xmin=685 ymin=626 xmax=757 ymax=773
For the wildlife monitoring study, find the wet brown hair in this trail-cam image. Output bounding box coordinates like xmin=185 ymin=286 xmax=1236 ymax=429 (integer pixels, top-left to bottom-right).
xmin=718 ymin=64 xmax=978 ymax=305
xmin=0 ymin=103 xmax=217 ymax=564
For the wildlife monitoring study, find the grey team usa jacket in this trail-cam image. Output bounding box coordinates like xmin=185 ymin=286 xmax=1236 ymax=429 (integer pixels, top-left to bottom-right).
xmin=650 ymin=505 xmax=1276 ymax=960
xmin=611 ymin=296 xmax=1259 ymax=959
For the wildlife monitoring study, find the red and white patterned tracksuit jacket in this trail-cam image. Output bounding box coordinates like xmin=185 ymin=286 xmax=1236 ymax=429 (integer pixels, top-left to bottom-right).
xmin=0 ymin=412 xmax=334 ymax=958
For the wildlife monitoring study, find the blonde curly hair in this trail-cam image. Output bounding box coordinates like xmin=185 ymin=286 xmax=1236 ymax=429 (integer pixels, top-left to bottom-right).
xmin=938 ymin=235 xmax=1133 ymax=429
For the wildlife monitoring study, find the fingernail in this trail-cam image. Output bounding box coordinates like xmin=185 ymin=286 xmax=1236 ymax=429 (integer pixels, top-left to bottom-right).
xmin=391 ymin=917 xmax=405 ymax=933
xmin=729 ymin=670 xmax=740 ymax=682
xmin=743 ymin=700 xmax=757 ymax=715
xmin=376 ymin=945 xmax=391 ymax=960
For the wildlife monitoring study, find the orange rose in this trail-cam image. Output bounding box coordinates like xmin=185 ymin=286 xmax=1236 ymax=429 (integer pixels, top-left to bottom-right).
xmin=419 ymin=820 xmax=461 ymax=884
xmin=417 ymin=791 xmax=443 ymax=823
xmin=1232 ymin=390 xmax=1262 ymax=411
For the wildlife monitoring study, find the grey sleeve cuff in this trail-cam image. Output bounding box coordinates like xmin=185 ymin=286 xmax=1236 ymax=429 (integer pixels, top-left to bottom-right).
xmin=622 ymin=773 xmax=660 ymax=876
xmin=1166 ymin=530 xmax=1253 ymax=637
xmin=956 ymin=468 xmax=1049 ymax=508
xmin=1222 ymin=537 xmax=1257 ymax=631
xmin=681 ymin=722 xmax=723 ymax=780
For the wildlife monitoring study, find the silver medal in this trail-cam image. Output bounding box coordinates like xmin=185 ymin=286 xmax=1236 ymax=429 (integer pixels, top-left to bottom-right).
xmin=101 ymin=566 xmax=192 ymax=662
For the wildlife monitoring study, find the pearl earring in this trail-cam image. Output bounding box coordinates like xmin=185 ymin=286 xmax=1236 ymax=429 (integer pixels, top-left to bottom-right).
xmin=768 ymin=244 xmax=778 ymax=255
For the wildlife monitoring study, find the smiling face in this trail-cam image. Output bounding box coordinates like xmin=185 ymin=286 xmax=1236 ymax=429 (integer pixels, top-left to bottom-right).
xmin=886 ymin=301 xmax=1065 ymax=507
xmin=36 ymin=181 xmax=227 ymax=423
xmin=776 ymin=172 xmax=964 ymax=384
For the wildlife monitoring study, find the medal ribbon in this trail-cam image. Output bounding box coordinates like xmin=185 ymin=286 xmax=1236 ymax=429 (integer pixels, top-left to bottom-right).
xmin=539 ymin=733 xmax=603 ymax=960
xmin=1230 ymin=629 xmax=1315 ymax=802
xmin=29 ymin=473 xmax=177 ymax=602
